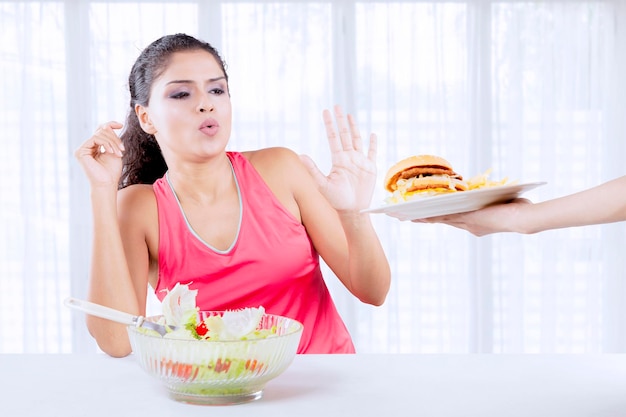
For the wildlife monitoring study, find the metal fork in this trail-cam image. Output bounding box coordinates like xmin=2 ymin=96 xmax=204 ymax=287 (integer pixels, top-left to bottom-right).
xmin=64 ymin=297 xmax=176 ymax=336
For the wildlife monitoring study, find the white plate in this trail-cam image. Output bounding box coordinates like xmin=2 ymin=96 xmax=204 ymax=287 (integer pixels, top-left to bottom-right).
xmin=362 ymin=181 xmax=547 ymax=221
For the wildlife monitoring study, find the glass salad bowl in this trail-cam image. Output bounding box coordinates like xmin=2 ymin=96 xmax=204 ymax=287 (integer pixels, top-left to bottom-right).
xmin=127 ymin=311 xmax=303 ymax=405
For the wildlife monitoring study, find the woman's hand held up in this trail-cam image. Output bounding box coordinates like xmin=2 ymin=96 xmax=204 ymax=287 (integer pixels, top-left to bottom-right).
xmin=300 ymin=106 xmax=378 ymax=212
xmin=74 ymin=121 xmax=125 ymax=189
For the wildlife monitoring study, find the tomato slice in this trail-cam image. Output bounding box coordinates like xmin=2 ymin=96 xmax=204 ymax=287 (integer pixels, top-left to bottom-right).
xmin=196 ymin=321 xmax=209 ymax=337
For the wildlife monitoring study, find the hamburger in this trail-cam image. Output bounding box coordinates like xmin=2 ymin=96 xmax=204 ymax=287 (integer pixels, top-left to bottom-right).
xmin=384 ymin=154 xmax=468 ymax=202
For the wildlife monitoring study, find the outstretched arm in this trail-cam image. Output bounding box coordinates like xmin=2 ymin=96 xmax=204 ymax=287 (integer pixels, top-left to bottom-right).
xmin=299 ymin=105 xmax=390 ymax=305
xmin=418 ymin=176 xmax=626 ymax=236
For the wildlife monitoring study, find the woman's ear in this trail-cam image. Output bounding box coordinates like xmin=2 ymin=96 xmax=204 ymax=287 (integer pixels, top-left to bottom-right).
xmin=135 ymin=104 xmax=157 ymax=134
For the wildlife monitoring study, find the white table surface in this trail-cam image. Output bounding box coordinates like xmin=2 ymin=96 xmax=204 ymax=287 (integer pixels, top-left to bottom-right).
xmin=2 ymin=353 xmax=626 ymax=417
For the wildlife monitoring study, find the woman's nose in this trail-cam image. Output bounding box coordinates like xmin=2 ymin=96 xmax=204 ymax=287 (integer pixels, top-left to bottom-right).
xmin=197 ymin=96 xmax=214 ymax=113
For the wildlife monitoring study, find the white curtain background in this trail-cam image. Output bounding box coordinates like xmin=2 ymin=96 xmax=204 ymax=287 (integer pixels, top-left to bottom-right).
xmin=1 ymin=0 xmax=625 ymax=354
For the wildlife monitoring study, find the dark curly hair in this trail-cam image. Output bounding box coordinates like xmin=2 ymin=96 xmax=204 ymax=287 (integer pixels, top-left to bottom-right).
xmin=118 ymin=33 xmax=228 ymax=189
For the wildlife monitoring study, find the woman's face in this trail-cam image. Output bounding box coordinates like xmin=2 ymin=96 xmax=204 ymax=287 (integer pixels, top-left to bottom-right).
xmin=136 ymin=49 xmax=232 ymax=163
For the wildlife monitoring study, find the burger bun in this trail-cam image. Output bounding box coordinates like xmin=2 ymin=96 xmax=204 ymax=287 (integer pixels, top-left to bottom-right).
xmin=384 ymin=155 xmax=468 ymax=199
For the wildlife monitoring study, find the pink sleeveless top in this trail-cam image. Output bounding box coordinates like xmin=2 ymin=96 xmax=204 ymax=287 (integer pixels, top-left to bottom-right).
xmin=152 ymin=151 xmax=355 ymax=354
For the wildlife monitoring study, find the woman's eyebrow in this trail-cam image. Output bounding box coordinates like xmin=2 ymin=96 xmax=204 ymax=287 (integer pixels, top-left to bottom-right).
xmin=166 ymin=76 xmax=226 ymax=86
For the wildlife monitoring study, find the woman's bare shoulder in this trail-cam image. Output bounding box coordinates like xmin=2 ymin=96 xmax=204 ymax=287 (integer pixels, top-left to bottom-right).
xmin=117 ymin=184 xmax=158 ymax=224
xmin=243 ymin=147 xmax=309 ymax=179
xmin=243 ymin=147 xmax=300 ymax=165
xmin=118 ymin=183 xmax=156 ymax=203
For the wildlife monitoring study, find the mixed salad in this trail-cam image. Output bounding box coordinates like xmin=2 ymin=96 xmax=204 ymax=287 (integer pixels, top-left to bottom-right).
xmin=153 ymin=282 xmax=274 ymax=341
xmin=135 ymin=283 xmax=281 ymax=389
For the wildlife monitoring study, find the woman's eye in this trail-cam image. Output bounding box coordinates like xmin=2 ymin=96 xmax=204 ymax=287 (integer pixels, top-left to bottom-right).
xmin=170 ymin=91 xmax=190 ymax=99
xmin=210 ymin=88 xmax=225 ymax=95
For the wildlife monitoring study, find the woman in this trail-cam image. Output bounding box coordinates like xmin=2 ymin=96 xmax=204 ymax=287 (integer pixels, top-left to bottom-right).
xmin=75 ymin=33 xmax=390 ymax=357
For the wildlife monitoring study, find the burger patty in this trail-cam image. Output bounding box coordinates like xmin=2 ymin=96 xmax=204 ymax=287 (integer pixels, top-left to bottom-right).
xmin=399 ymin=166 xmax=463 ymax=180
